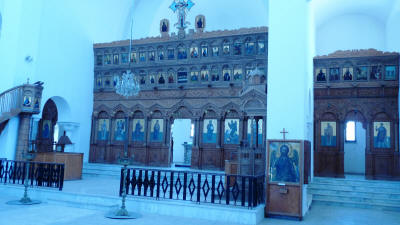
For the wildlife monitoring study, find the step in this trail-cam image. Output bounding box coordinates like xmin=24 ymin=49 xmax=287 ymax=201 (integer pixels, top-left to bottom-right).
xmin=312 ymin=177 xmax=400 ymax=188
xmin=308 ymin=183 xmax=400 ymax=194
xmin=312 ymin=193 xmax=400 ymax=205
xmin=312 ymin=198 xmax=400 ymax=212
xmin=308 ymin=189 xmax=400 ymax=200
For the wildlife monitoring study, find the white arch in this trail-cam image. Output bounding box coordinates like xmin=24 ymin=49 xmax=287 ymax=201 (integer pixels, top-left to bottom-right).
xmin=50 ymin=96 xmax=71 ymax=122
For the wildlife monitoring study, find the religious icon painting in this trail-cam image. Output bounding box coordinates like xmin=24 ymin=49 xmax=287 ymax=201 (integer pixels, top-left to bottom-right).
xmin=320 ymin=121 xmax=336 ymax=147
xmin=373 ymin=122 xmax=391 ymax=148
xmin=150 ymin=119 xmax=163 ymax=142
xmin=224 ymin=119 xmax=239 ymax=144
xmin=385 ymin=66 xmax=396 ymax=80
xmin=342 ymin=67 xmax=353 ymax=81
xmin=121 ymin=53 xmax=128 ymax=64
xmin=42 ymin=120 xmax=52 ymax=139
xmin=202 ymin=119 xmax=217 ymax=143
xmin=160 ymin=19 xmax=170 ymax=34
xmin=195 ymin=15 xmax=205 ymax=31
xmin=23 ymin=96 xmax=32 ymax=107
xmin=132 ymin=119 xmax=145 ymax=142
xmin=33 ymin=98 xmax=40 ymax=109
xmin=97 ymin=119 xmax=109 ymax=141
xmin=315 ymin=68 xmax=326 ymax=82
xmin=355 ymin=66 xmax=368 ymax=80
xmin=114 ymin=119 xmax=126 ymax=141
xmin=329 ymin=68 xmax=340 ymax=81
xmin=268 ymin=141 xmax=301 ymax=184
xmin=96 ymin=77 xmax=102 ymax=88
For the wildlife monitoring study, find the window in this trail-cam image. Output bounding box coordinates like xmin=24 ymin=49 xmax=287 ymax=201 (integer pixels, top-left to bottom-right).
xmin=345 ymin=121 xmax=356 ymax=142
xmin=190 ymin=123 xmax=195 ymax=137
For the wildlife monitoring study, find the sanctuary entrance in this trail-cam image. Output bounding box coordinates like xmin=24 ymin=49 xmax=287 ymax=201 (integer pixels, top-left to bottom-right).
xmin=170 ymin=119 xmax=193 ymax=167
xmin=343 ymin=121 xmax=366 ymax=175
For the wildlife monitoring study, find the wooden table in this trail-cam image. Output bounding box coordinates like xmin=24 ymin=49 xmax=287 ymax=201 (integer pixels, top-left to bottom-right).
xmin=34 ymin=152 xmax=83 ymax=180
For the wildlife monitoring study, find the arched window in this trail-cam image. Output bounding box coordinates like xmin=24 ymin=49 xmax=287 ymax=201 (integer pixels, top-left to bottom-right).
xmin=222 ymin=40 xmax=230 ymax=55
xmin=139 ymin=70 xmax=146 ymax=84
xmin=211 ymin=66 xmax=219 ymax=81
xmin=168 ymin=69 xmax=175 ymax=83
xmin=201 ymin=42 xmax=208 ymax=57
xmin=177 ymin=68 xmax=188 ymax=83
xmin=345 ymin=121 xmax=356 ymax=142
xmin=222 ymin=65 xmax=231 ymax=81
xmin=177 ymin=44 xmax=187 ymax=59
xmin=200 ymin=67 xmax=209 ymax=82
xmin=190 ymin=44 xmax=199 ymax=58
xmin=190 ymin=67 xmax=199 ymax=82
xmin=245 ymin=38 xmax=255 ymax=55
xmin=233 ymin=65 xmax=243 ymax=80
xmin=233 ymin=39 xmax=242 ymax=55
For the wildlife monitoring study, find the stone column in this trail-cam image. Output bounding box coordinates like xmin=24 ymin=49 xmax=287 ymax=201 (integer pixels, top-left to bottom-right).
xmin=216 ymin=117 xmax=222 ymax=148
xmin=15 ymin=113 xmax=32 ymax=161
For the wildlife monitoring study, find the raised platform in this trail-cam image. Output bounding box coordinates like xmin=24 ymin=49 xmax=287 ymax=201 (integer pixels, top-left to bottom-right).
xmin=0 ymin=166 xmax=263 ymax=225
xmin=308 ymin=175 xmax=400 ymax=212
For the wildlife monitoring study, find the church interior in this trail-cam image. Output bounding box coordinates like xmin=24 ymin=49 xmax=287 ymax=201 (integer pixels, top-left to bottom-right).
xmin=0 ymin=0 xmax=400 ymax=224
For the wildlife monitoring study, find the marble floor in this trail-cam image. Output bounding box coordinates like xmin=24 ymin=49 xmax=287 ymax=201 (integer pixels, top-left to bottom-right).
xmin=0 ymin=194 xmax=399 ymax=225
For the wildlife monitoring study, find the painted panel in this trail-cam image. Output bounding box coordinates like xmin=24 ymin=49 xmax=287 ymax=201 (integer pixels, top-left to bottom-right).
xmin=97 ymin=119 xmax=109 ymax=141
xmin=321 ymin=121 xmax=336 ymax=147
xmin=224 ymin=119 xmax=239 ymax=144
xmin=132 ymin=119 xmax=145 ymax=142
xmin=203 ymin=119 xmax=217 ymax=143
xmin=373 ymin=122 xmax=390 ymax=148
xmin=268 ymin=141 xmax=300 ymax=183
xmin=150 ymin=119 xmax=164 ymax=142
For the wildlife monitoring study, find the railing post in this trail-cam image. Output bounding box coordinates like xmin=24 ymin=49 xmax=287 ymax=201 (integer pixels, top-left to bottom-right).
xmin=241 ymin=176 xmax=245 ymax=207
xmin=156 ymin=171 xmax=161 ymax=199
xmin=183 ymin=172 xmax=187 ymax=201
xmin=211 ymin=175 xmax=215 ymax=204
xmin=226 ymin=175 xmax=230 ymax=205
xmin=248 ymin=176 xmax=253 ymax=208
xmin=197 ymin=173 xmax=201 ymax=203
xmin=169 ymin=171 xmax=174 ymax=199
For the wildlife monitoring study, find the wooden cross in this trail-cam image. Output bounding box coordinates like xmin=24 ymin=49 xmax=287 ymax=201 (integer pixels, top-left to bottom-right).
xmin=280 ymin=128 xmax=288 ymax=141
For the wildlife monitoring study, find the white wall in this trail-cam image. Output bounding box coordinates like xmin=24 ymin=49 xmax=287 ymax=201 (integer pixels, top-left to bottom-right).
xmin=0 ymin=117 xmax=19 ymax=160
xmin=0 ymin=0 xmax=133 ymax=162
xmin=344 ymin=122 xmax=366 ymax=174
xmin=316 ymin=14 xmax=386 ymax=56
xmin=128 ymin=0 xmax=268 ymax=39
xmin=171 ymin=119 xmax=192 ymax=164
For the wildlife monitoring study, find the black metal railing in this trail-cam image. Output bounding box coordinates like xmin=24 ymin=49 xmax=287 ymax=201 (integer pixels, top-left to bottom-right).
xmin=120 ymin=168 xmax=265 ymax=209
xmin=0 ymin=159 xmax=65 ymax=191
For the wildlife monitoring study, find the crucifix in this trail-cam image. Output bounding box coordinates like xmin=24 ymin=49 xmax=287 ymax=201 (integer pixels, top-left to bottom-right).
xmin=169 ymin=0 xmax=195 ymax=30
xmin=280 ymin=128 xmax=288 ymax=141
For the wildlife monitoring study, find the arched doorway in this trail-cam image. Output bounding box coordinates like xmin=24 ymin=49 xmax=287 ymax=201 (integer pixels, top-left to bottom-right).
xmin=37 ymin=99 xmax=58 ymax=152
xmin=343 ymin=111 xmax=367 ymax=175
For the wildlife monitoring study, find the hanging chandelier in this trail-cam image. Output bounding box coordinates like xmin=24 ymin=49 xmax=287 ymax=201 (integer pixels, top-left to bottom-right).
xmin=116 ymin=70 xmax=140 ymax=97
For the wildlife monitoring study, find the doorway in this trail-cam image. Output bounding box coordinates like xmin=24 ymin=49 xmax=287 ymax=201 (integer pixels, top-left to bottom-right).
xmin=170 ymin=119 xmax=193 ymax=167
xmin=344 ymin=121 xmax=366 ymax=175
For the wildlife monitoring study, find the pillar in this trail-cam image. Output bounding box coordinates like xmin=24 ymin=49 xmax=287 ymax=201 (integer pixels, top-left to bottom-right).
xmin=267 ymin=0 xmax=315 ymax=217
xmin=15 ymin=113 xmax=32 ymax=161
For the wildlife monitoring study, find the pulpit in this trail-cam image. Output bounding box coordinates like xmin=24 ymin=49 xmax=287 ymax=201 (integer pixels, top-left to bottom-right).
xmin=34 ymin=152 xmax=83 ymax=180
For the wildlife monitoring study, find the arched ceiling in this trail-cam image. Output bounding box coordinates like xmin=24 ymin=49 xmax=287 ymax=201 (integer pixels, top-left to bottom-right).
xmin=312 ymin=0 xmax=397 ymax=27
